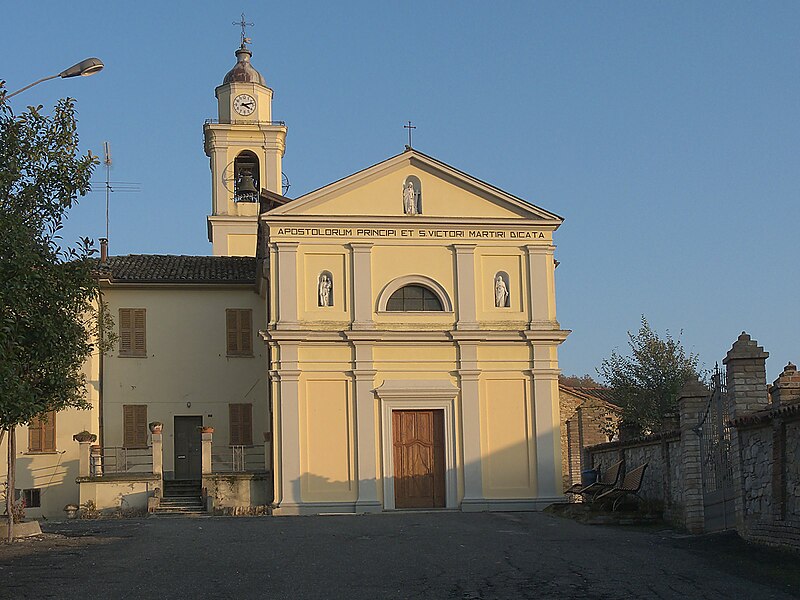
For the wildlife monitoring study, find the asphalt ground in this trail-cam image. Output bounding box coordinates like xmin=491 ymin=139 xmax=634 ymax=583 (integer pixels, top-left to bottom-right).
xmin=0 ymin=511 xmax=797 ymax=599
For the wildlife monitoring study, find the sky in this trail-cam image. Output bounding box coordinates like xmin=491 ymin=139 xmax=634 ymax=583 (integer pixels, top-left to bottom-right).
xmin=2 ymin=1 xmax=798 ymax=381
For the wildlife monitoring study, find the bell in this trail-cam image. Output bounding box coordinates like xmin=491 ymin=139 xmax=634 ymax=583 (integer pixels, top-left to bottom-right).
xmin=237 ymin=172 xmax=258 ymax=194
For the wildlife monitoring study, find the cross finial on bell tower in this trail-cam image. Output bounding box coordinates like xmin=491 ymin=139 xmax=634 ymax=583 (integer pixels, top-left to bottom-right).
xmin=233 ymin=13 xmax=254 ymax=47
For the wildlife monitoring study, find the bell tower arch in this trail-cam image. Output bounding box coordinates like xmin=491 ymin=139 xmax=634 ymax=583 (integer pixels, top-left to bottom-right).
xmin=204 ymin=39 xmax=288 ymax=256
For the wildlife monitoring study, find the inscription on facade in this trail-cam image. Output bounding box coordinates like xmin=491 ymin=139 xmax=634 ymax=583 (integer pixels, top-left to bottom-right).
xmin=274 ymin=227 xmax=547 ymax=240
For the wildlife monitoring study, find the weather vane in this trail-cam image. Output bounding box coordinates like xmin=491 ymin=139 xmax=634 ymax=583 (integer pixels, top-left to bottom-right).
xmin=233 ymin=13 xmax=254 ymax=46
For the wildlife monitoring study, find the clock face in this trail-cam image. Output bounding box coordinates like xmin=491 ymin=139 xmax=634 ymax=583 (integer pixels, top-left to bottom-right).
xmin=233 ymin=94 xmax=256 ymax=116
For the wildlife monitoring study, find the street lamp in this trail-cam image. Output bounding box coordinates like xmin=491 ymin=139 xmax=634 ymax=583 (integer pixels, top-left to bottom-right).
xmin=6 ymin=58 xmax=104 ymax=99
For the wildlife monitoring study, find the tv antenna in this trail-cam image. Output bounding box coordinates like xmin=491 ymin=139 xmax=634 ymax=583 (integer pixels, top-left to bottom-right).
xmin=89 ymin=141 xmax=141 ymax=241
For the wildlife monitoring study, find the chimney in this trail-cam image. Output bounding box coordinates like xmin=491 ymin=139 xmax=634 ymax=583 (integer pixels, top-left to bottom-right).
xmin=99 ymin=238 xmax=108 ymax=264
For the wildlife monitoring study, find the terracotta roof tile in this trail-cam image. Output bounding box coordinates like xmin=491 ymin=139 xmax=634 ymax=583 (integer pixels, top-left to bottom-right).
xmin=98 ymin=255 xmax=256 ymax=284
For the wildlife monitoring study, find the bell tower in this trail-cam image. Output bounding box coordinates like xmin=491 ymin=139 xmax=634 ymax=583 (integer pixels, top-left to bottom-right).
xmin=204 ymin=32 xmax=287 ymax=256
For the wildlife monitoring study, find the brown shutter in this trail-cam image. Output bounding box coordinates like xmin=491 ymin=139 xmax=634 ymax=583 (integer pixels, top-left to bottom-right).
xmin=229 ymin=404 xmax=241 ymax=445
xmin=240 ymin=310 xmax=252 ymax=355
xmin=229 ymin=403 xmax=253 ymax=445
xmin=241 ymin=403 xmax=253 ymax=446
xmin=119 ymin=308 xmax=132 ymax=354
xmin=28 ymin=418 xmax=42 ymax=452
xmin=43 ymin=411 xmax=56 ymax=452
xmin=133 ymin=309 xmax=146 ymax=355
xmin=226 ymin=309 xmax=239 ymax=355
xmin=124 ymin=405 xmax=148 ymax=448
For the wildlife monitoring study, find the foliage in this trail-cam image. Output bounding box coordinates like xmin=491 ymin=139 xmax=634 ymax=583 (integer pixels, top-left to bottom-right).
xmin=559 ymin=373 xmax=602 ymax=388
xmin=599 ymin=316 xmax=700 ymax=435
xmin=0 ymin=84 xmax=99 ymax=429
xmin=1 ymin=82 xmax=107 ymax=539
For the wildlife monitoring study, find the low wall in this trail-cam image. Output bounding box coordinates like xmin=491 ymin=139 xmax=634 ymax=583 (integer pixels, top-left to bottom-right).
xmin=203 ymin=472 xmax=272 ymax=515
xmin=76 ymin=474 xmax=160 ymax=515
xmin=587 ymin=431 xmax=683 ymax=524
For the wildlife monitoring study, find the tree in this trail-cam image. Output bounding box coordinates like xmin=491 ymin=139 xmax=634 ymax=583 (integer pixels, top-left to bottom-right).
xmin=559 ymin=373 xmax=602 ymax=388
xmin=0 ymin=83 xmax=100 ymax=541
xmin=599 ymin=316 xmax=700 ymax=435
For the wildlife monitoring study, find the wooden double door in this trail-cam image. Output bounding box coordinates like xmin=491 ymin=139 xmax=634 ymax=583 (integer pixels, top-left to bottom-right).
xmin=392 ymin=410 xmax=446 ymax=509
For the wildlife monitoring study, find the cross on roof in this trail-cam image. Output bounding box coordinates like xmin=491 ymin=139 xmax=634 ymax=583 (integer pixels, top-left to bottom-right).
xmin=404 ymin=121 xmax=416 ymax=148
xmin=233 ymin=13 xmax=254 ymax=46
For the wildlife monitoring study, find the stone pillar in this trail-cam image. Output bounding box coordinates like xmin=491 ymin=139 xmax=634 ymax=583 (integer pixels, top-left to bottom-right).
xmin=275 ymin=242 xmax=299 ymax=329
xmin=349 ymin=243 xmax=375 ymax=330
xmin=457 ymin=342 xmax=485 ymax=510
xmin=90 ymin=445 xmax=103 ymax=476
xmin=78 ymin=441 xmax=92 ymax=477
xmin=723 ymin=332 xmax=770 ymax=419
xmin=770 ymin=362 xmax=800 ymax=407
xmin=452 ymin=245 xmax=478 ymax=331
xmin=678 ymin=377 xmax=709 ymax=533
xmin=201 ymin=431 xmax=213 ymax=475
xmin=723 ymin=332 xmax=769 ymax=531
xmin=151 ymin=433 xmax=163 ymax=479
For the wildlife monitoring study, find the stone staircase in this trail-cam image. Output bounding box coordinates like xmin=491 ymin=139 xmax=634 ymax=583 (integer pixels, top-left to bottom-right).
xmin=152 ymin=479 xmax=206 ymax=516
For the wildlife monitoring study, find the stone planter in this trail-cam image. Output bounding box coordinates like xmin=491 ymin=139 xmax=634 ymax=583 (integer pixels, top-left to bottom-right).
xmin=72 ymin=431 xmax=97 ymax=443
xmin=64 ymin=504 xmax=80 ymax=519
xmin=149 ymin=421 xmax=163 ymax=434
xmin=200 ymin=426 xmax=214 ymax=434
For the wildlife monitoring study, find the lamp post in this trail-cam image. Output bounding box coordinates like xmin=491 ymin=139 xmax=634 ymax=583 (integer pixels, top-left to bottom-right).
xmin=6 ymin=57 xmax=104 ymax=99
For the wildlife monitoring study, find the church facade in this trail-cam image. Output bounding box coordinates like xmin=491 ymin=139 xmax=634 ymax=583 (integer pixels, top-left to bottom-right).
xmin=1 ymin=40 xmax=570 ymax=517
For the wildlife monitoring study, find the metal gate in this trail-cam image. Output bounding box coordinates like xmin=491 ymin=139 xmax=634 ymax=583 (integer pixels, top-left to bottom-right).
xmin=697 ymin=367 xmax=736 ymax=531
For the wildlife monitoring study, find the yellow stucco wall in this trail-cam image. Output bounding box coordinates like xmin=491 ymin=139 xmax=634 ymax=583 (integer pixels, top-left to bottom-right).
xmin=101 ymin=286 xmax=268 ymax=476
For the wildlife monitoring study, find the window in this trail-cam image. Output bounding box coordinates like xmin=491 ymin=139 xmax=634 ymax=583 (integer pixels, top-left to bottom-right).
xmin=119 ymin=308 xmax=146 ymax=357
xmin=21 ymin=489 xmax=41 ymax=508
xmin=123 ymin=405 xmax=148 ymax=448
xmin=28 ymin=411 xmax=56 ymax=452
xmin=226 ymin=309 xmax=253 ymax=356
xmin=386 ymin=285 xmax=443 ymax=312
xmin=229 ymin=403 xmax=253 ymax=446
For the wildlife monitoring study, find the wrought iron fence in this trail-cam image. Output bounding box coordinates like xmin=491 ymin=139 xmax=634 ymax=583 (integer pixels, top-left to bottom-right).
xmin=92 ymin=446 xmax=153 ymax=476
xmin=212 ymin=444 xmax=267 ymax=473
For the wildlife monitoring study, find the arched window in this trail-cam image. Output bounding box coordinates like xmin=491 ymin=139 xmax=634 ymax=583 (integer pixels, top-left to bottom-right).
xmin=386 ymin=285 xmax=443 ymax=312
xmin=234 ymin=151 xmax=260 ymax=202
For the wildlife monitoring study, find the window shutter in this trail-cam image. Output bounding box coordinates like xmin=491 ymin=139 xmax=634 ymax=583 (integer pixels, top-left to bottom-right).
xmin=124 ymin=405 xmax=148 ymax=448
xmin=28 ymin=419 xmax=42 ymax=452
xmin=240 ymin=310 xmax=252 ymax=355
xmin=43 ymin=411 xmax=56 ymax=452
xmin=119 ymin=309 xmax=132 ymax=354
xmin=230 ymin=404 xmax=241 ymax=445
xmin=133 ymin=309 xmax=146 ymax=355
xmin=241 ymin=403 xmax=253 ymax=446
xmin=135 ymin=405 xmax=148 ymax=447
xmin=226 ymin=310 xmax=239 ymax=355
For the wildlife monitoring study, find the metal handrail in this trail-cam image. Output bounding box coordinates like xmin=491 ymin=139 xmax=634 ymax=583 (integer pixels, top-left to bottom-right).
xmin=204 ymin=118 xmax=286 ymax=126
xmin=92 ymin=446 xmax=153 ymax=475
xmin=212 ymin=444 xmax=266 ymax=473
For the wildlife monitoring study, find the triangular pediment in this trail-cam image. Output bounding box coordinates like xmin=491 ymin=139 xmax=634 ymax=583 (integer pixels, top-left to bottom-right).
xmin=267 ymin=149 xmax=562 ymax=222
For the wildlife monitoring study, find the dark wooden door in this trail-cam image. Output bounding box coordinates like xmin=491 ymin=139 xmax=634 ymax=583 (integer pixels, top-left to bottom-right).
xmin=174 ymin=416 xmax=203 ymax=480
xmin=393 ymin=410 xmax=445 ymax=508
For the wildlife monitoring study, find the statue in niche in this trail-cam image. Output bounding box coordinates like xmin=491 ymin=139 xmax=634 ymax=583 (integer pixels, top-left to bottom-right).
xmin=318 ymin=274 xmax=332 ymax=307
xmin=403 ymin=181 xmax=418 ymax=215
xmin=494 ymin=274 xmax=509 ymax=308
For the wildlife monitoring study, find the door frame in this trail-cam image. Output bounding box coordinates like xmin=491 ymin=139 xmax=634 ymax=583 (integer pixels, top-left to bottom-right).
xmin=377 ymin=381 xmax=458 ymax=510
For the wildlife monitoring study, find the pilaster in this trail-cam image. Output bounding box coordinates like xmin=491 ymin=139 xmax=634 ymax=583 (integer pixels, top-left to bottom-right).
xmin=349 ymin=243 xmax=375 ymax=330
xmin=351 ymin=341 xmax=381 ymax=511
xmin=525 ymin=245 xmax=557 ymax=329
xmin=456 ymin=342 xmax=484 ymax=509
xmin=452 ymin=244 xmax=478 ymax=331
xmin=529 ymin=368 xmax=562 ymax=498
xmin=275 ymin=242 xmax=299 ymax=329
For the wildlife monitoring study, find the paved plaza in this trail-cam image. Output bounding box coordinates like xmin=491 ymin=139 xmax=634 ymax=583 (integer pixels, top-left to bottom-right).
xmin=0 ymin=511 xmax=797 ymax=599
